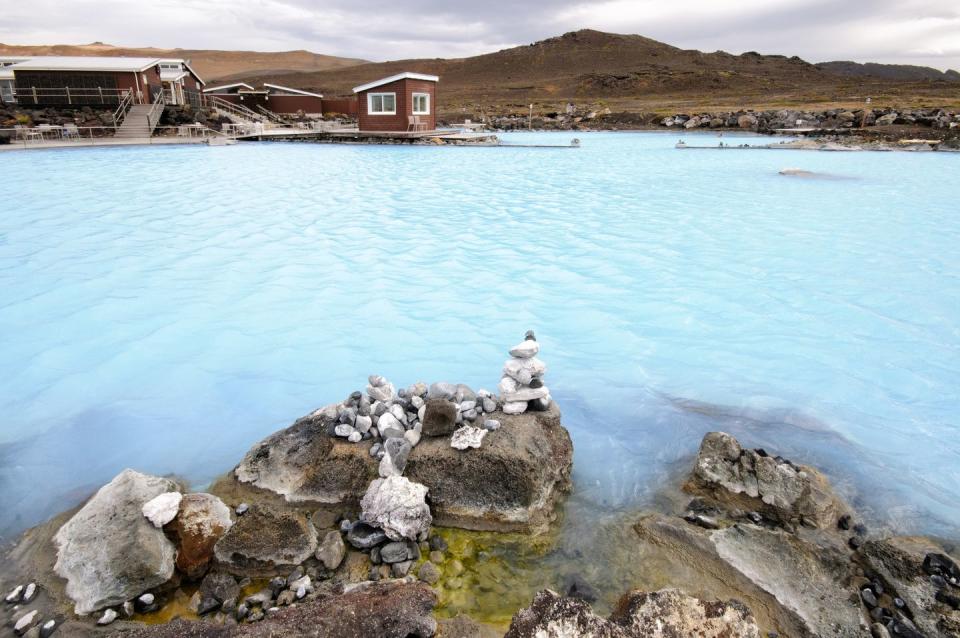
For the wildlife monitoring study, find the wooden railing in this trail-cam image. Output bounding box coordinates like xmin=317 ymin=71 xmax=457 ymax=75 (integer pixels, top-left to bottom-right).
xmin=14 ymin=87 xmax=133 ymax=106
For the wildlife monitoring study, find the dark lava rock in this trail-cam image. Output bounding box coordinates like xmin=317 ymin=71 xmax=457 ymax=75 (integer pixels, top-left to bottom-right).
xmin=212 ymin=504 xmax=318 ymax=576
xmin=563 ymin=573 xmax=598 ymax=603
xmin=199 ymin=571 xmax=240 ymax=615
xmin=346 ymin=521 xmax=388 ymax=549
xmin=861 ymin=588 xmax=878 ymax=608
xmin=421 ymin=399 xmax=458 ymax=437
xmin=381 ymin=541 xmax=412 ymax=564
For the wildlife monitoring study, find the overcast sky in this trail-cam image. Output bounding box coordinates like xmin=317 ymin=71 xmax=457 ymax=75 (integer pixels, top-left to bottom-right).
xmin=2 ymin=0 xmax=959 ymax=71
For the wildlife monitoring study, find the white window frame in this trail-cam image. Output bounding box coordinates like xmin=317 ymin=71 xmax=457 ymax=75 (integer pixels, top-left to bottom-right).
xmin=367 ymin=92 xmax=396 ymax=115
xmin=412 ymin=92 xmax=430 ymax=115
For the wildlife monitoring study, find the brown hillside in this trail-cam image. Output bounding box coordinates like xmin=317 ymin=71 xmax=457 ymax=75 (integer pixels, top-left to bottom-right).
xmin=239 ymin=30 xmax=960 ymax=112
xmin=0 ymin=42 xmax=368 ymax=82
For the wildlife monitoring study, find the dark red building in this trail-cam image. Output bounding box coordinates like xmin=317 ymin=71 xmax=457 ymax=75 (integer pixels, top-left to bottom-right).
xmin=353 ymin=72 xmax=439 ymax=132
xmin=203 ymin=82 xmax=328 ymax=116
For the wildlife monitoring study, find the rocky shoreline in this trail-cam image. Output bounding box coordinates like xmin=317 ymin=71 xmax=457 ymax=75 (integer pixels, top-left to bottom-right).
xmin=2 ymin=335 xmax=959 ymax=637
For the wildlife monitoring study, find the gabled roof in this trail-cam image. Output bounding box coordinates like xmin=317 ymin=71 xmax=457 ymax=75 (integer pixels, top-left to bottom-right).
xmin=352 ymin=72 xmax=439 ymax=93
xmin=203 ymin=82 xmax=254 ymax=94
xmin=158 ymin=58 xmax=205 ymax=86
xmin=8 ymin=56 xmax=162 ymax=73
xmin=264 ymin=83 xmax=323 ymax=98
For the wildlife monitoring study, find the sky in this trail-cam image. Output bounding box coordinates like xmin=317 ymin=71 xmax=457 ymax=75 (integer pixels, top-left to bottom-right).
xmin=2 ymin=0 xmax=959 ymax=71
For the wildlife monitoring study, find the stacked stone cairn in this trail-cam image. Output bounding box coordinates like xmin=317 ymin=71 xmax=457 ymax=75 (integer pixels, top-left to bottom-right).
xmin=499 ymin=330 xmax=550 ymax=415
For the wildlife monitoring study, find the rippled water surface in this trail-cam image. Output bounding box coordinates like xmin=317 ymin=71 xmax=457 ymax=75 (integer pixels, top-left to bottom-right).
xmin=2 ymin=132 xmax=958 ymax=541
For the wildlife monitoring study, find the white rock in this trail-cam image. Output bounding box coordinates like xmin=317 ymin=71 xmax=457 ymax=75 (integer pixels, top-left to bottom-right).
xmin=502 ymin=386 xmax=550 ymax=403
xmin=503 ymin=357 xmax=546 ymax=384
xmin=360 ymin=476 xmax=432 ymax=542
xmin=141 ymin=491 xmax=183 ymax=529
xmin=138 ymin=593 xmax=155 ymax=605
xmin=5 ymin=585 xmax=23 ymax=603
xmin=123 ymin=601 xmax=134 ymax=616
xmin=334 ymin=424 xmax=356 ymax=437
xmin=417 ymin=405 xmax=426 ymax=421
xmin=354 ymin=415 xmax=373 ymax=433
xmin=367 ymin=382 xmax=396 ymax=403
xmin=411 ymin=395 xmax=424 ymax=409
xmin=377 ymin=413 xmax=405 ymax=438
xmin=509 ymin=340 xmax=540 ymax=358
xmin=348 ymin=431 xmax=363 ymax=443
xmin=483 ymin=419 xmax=501 ymax=431
xmin=97 ymin=608 xmax=118 ymax=625
xmin=482 ymin=397 xmax=498 ymax=413
xmin=14 ymin=609 xmax=38 ymax=634
xmin=22 ymin=583 xmax=37 ymax=603
xmin=498 ymin=375 xmax=519 ymax=394
xmin=42 ymin=619 xmax=57 ymax=634
xmin=368 ymin=374 xmax=388 ymax=387
xmin=502 ymin=401 xmax=528 ymax=415
xmin=379 ymin=452 xmax=403 ymax=478
xmin=390 ymin=404 xmax=407 ymax=424
xmin=463 ymin=408 xmax=478 ymax=421
xmin=404 ymin=429 xmax=421 ymax=447
xmin=451 ymin=425 xmax=487 ymax=450
xmin=296 ymin=585 xmax=307 ymax=599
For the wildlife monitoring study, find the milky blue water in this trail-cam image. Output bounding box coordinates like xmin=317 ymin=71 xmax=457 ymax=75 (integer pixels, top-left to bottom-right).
xmin=1 ymin=132 xmax=958 ymax=540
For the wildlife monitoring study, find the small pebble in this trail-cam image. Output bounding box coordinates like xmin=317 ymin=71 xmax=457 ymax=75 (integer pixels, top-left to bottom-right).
xmin=483 ymin=419 xmax=501 ymax=431
xmin=22 ymin=583 xmax=37 ymax=603
xmin=235 ymin=503 xmax=249 ymax=516
xmin=97 ymin=609 xmax=118 ymax=625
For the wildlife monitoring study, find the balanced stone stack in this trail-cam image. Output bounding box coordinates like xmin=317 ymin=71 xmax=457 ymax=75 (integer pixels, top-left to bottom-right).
xmin=499 ymin=330 xmax=550 ymax=415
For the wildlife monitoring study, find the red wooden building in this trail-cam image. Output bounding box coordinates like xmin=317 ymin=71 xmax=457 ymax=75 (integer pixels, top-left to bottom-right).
xmin=352 ymin=72 xmax=439 ymax=132
xmin=0 ymin=56 xmax=204 ymax=108
xmin=202 ymin=82 xmax=328 ymax=116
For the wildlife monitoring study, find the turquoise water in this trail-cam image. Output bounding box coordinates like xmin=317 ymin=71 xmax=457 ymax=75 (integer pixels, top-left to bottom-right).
xmin=1 ymin=132 xmax=958 ymax=539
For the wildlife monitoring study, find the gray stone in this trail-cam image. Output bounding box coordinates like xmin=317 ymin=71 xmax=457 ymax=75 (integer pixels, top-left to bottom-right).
xmin=96 ymin=609 xmax=118 ymax=625
xmin=404 ymin=429 xmax=422 ymax=447
xmin=460 ymin=400 xmax=477 ymax=412
xmin=380 ymin=541 xmax=412 ymax=564
xmin=502 ymin=401 xmax=527 ymax=415
xmin=483 ymin=419 xmax=501 ymax=431
xmin=39 ymin=620 xmax=56 ymax=638
xmin=354 ymin=415 xmax=373 ymax=433
xmin=378 ymin=413 xmax=406 ymax=439
xmin=418 ymin=561 xmax=441 ymax=585
xmin=348 ymin=431 xmax=363 ymax=443
xmin=482 ymin=397 xmax=497 ymax=413
xmin=53 ymin=469 xmax=179 ymax=614
xmin=428 ymin=382 xmax=457 ymax=400
xmin=141 ymin=491 xmax=183 ymax=528
xmin=346 ymin=522 xmax=388 ymax=549
xmin=688 ymin=431 xmax=848 ymax=529
xmin=392 ymin=560 xmax=414 ymax=577
xmin=509 ymin=340 xmax=540 ymax=359
xmin=502 ymin=387 xmax=549 ymax=403
xmin=421 ymin=399 xmax=458 ymax=437
xmin=334 ymin=424 xmax=356 ymax=438
xmin=14 ymin=610 xmax=39 ymax=635
xmin=367 ymin=381 xmax=396 ymax=403
xmin=380 ymin=437 xmax=412 ymax=477
xmin=502 ymin=357 xmax=546 ymax=384
xmin=315 ymin=530 xmax=346 ymax=570
xmin=360 ymin=476 xmax=432 ymax=542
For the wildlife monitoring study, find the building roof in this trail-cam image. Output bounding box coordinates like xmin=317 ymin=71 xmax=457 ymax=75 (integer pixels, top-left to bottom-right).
xmin=203 ymin=82 xmax=254 ymax=94
xmin=264 ymin=83 xmax=323 ymax=98
xmin=352 ymin=72 xmax=439 ymax=93
xmin=7 ymin=56 xmax=162 ymax=73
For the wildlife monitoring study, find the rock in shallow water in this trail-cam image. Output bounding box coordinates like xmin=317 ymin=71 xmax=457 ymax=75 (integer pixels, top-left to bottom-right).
xmin=54 ymin=469 xmax=179 ymax=614
xmin=504 ymin=588 xmax=760 ymax=638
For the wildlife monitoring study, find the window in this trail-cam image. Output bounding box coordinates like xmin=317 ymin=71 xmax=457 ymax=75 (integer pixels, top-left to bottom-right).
xmin=367 ymin=92 xmax=396 ymax=114
xmin=412 ymin=92 xmax=430 ymax=115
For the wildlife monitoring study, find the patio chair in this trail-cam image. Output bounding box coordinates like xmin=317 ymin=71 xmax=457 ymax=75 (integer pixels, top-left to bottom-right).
xmin=407 ymin=116 xmax=417 ymax=132
xmin=14 ymin=125 xmax=42 ymax=142
xmin=62 ymin=124 xmax=80 ymax=139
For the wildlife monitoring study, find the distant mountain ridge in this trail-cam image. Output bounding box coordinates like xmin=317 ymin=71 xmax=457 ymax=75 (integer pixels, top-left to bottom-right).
xmin=816 ymin=60 xmax=960 ymax=82
xmin=0 ymin=42 xmax=368 ymax=81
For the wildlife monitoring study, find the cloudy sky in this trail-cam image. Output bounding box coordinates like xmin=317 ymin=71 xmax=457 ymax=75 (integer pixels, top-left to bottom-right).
xmin=3 ymin=0 xmax=959 ymax=70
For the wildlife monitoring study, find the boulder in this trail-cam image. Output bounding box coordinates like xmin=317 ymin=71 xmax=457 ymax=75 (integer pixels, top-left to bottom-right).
xmin=504 ymin=588 xmax=760 ymax=637
xmin=168 ymin=492 xmax=233 ymax=580
xmin=421 ymin=399 xmax=458 ymax=436
xmin=53 ymin=469 xmax=179 ymax=614
xmin=315 ymin=530 xmax=346 ymax=570
xmin=197 ymin=571 xmax=240 ymax=615
xmin=213 ymin=503 xmax=318 ymax=576
xmin=406 ymin=404 xmax=572 ymax=533
xmin=222 ymin=403 xmax=572 ymax=535
xmin=360 ymin=476 xmax=432 ymax=542
xmin=738 ymin=114 xmax=758 ymax=129
xmin=686 ymin=432 xmax=848 ymax=529
xmin=450 ymin=425 xmax=486 ymax=450
xmin=227 ymin=402 xmax=376 ymax=504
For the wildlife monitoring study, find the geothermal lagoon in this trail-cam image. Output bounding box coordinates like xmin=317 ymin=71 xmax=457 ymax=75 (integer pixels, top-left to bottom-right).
xmin=1 ymin=131 xmax=959 ymax=633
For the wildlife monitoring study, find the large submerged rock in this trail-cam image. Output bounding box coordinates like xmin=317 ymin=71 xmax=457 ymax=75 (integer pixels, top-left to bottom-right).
xmin=687 ymin=431 xmax=848 ymax=529
xmin=221 ymin=401 xmax=572 ymax=533
xmin=504 ymin=588 xmax=761 ymax=637
xmin=52 ymin=469 xmax=179 ymax=614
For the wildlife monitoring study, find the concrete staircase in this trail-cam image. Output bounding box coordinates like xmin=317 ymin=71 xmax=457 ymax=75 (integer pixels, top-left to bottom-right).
xmin=114 ymin=104 xmax=160 ymax=139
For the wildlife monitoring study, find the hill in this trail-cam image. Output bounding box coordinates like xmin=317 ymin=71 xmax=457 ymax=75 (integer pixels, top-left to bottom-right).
xmin=237 ymin=30 xmax=960 ymax=113
xmin=816 ymin=61 xmax=960 ymax=82
xmin=0 ymin=42 xmax=368 ymax=82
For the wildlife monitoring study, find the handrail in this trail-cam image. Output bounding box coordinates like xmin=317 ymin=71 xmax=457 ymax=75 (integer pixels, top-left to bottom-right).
xmin=145 ymin=90 xmax=166 ymax=133
xmin=208 ymin=95 xmax=265 ymax=123
xmin=255 ymin=104 xmax=290 ymax=125
xmin=1 ymin=125 xmax=233 ymax=148
xmin=112 ymin=90 xmax=134 ymax=128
